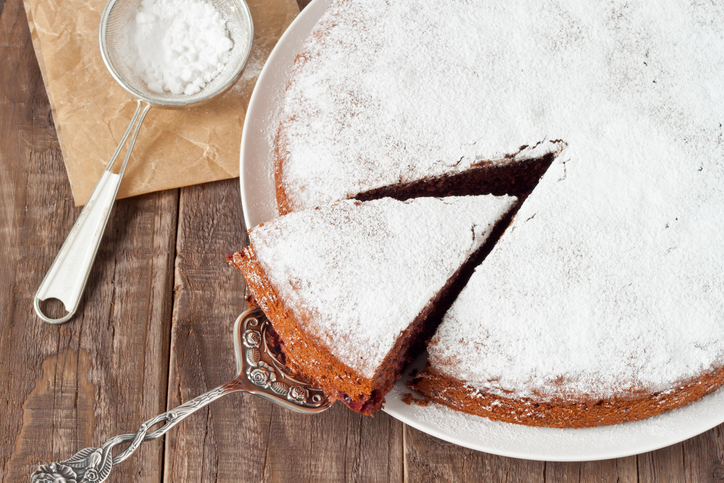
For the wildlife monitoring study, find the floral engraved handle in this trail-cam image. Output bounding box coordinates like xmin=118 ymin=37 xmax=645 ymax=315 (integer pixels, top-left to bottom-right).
xmin=241 ymin=312 xmax=327 ymax=409
xmin=30 ymin=379 xmax=245 ymax=483
xmin=32 ymin=447 xmax=111 ymax=483
xmin=31 ymin=309 xmax=331 ymax=483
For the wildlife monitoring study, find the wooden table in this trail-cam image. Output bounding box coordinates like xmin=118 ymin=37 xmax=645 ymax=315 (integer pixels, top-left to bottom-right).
xmin=2 ymin=0 xmax=724 ymax=480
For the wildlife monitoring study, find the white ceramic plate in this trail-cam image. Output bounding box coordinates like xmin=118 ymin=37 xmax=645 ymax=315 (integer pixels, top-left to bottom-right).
xmin=239 ymin=0 xmax=724 ymax=461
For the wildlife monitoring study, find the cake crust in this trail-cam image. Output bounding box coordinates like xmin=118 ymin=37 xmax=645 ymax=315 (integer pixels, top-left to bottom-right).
xmin=231 ymin=249 xmax=374 ymax=405
xmin=411 ymin=365 xmax=724 ymax=429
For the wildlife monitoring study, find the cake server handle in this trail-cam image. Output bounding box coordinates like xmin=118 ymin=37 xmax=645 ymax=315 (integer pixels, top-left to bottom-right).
xmin=34 ymin=100 xmax=151 ymax=324
xmin=30 ymin=378 xmax=250 ymax=483
xmin=30 ymin=310 xmax=333 ymax=482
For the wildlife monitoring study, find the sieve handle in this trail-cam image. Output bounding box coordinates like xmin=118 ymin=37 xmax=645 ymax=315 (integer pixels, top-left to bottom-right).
xmin=34 ymin=101 xmax=152 ymax=324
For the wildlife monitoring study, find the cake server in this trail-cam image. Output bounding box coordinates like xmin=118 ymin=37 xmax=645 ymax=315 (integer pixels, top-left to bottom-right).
xmin=34 ymin=0 xmax=254 ymax=324
xmin=30 ymin=307 xmax=332 ymax=483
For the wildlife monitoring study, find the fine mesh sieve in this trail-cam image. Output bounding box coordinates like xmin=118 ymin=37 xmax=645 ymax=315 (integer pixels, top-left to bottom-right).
xmin=100 ymin=0 xmax=253 ymax=106
xmin=34 ymin=0 xmax=254 ymax=324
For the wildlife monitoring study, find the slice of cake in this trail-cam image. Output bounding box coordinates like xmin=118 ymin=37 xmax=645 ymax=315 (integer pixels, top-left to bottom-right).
xmin=230 ymin=195 xmax=517 ymax=414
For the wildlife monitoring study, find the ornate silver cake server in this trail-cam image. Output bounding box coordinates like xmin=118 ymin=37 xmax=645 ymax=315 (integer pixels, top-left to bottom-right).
xmin=31 ymin=307 xmax=332 ymax=483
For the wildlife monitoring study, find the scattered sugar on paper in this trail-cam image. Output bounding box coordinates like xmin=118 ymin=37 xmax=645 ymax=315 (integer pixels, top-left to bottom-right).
xmin=122 ymin=0 xmax=233 ymax=95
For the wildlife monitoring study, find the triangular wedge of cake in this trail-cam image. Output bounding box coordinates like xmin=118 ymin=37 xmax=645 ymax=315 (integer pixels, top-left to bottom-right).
xmin=230 ymin=195 xmax=516 ymax=414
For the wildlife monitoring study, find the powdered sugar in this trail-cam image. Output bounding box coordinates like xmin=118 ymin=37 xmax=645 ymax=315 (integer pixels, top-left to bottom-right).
xmin=248 ymin=196 xmax=516 ymax=379
xmin=122 ymin=0 xmax=233 ymax=95
xmin=277 ymin=0 xmax=560 ymax=212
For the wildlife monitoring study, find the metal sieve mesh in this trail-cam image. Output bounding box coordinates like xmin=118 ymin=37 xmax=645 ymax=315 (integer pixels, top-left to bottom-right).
xmin=99 ymin=0 xmax=253 ymax=107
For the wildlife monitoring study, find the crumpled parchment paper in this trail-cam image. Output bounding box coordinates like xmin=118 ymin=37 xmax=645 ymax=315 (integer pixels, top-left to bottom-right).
xmin=23 ymin=0 xmax=299 ymax=205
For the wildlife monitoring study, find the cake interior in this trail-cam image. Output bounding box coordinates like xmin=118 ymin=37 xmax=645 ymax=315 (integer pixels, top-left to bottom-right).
xmin=336 ymin=155 xmax=557 ymax=412
xmin=356 ymin=152 xmax=556 ymax=205
xmin=275 ymin=135 xmax=557 ymax=215
xmin=233 ymin=198 xmax=522 ymax=414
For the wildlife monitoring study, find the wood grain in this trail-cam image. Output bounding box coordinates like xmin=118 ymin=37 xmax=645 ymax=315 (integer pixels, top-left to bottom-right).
xmin=544 ymin=458 xmax=638 ymax=483
xmin=404 ymin=426 xmax=544 ymax=482
xmin=680 ymin=427 xmax=724 ymax=482
xmin=0 ymin=1 xmax=177 ymax=482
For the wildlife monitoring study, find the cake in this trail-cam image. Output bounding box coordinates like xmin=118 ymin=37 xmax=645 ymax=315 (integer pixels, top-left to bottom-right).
xmin=260 ymin=0 xmax=724 ymax=427
xmin=230 ymin=195 xmax=517 ymax=414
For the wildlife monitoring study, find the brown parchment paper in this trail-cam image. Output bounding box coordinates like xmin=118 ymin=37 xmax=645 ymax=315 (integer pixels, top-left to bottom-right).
xmin=23 ymin=0 xmax=299 ymax=206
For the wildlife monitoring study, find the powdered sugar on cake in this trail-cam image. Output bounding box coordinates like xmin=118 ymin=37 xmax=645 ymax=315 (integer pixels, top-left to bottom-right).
xmin=409 ymin=1 xmax=724 ymax=400
xmin=248 ymin=196 xmax=516 ymax=379
xmin=277 ymin=0 xmax=561 ymax=212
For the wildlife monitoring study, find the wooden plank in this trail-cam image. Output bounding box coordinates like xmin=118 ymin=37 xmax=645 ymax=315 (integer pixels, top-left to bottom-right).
xmin=161 ymin=180 xmax=251 ymax=482
xmin=639 ymin=426 xmax=724 ymax=483
xmin=638 ymin=441 xmax=683 ymax=482
xmin=681 ymin=426 xmax=724 ymax=483
xmin=0 ymin=1 xmax=178 ymax=481
xmin=545 ymin=457 xmax=638 ymax=483
xmin=403 ymin=425 xmax=544 ymax=482
xmin=163 ymin=180 xmax=404 ymax=482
